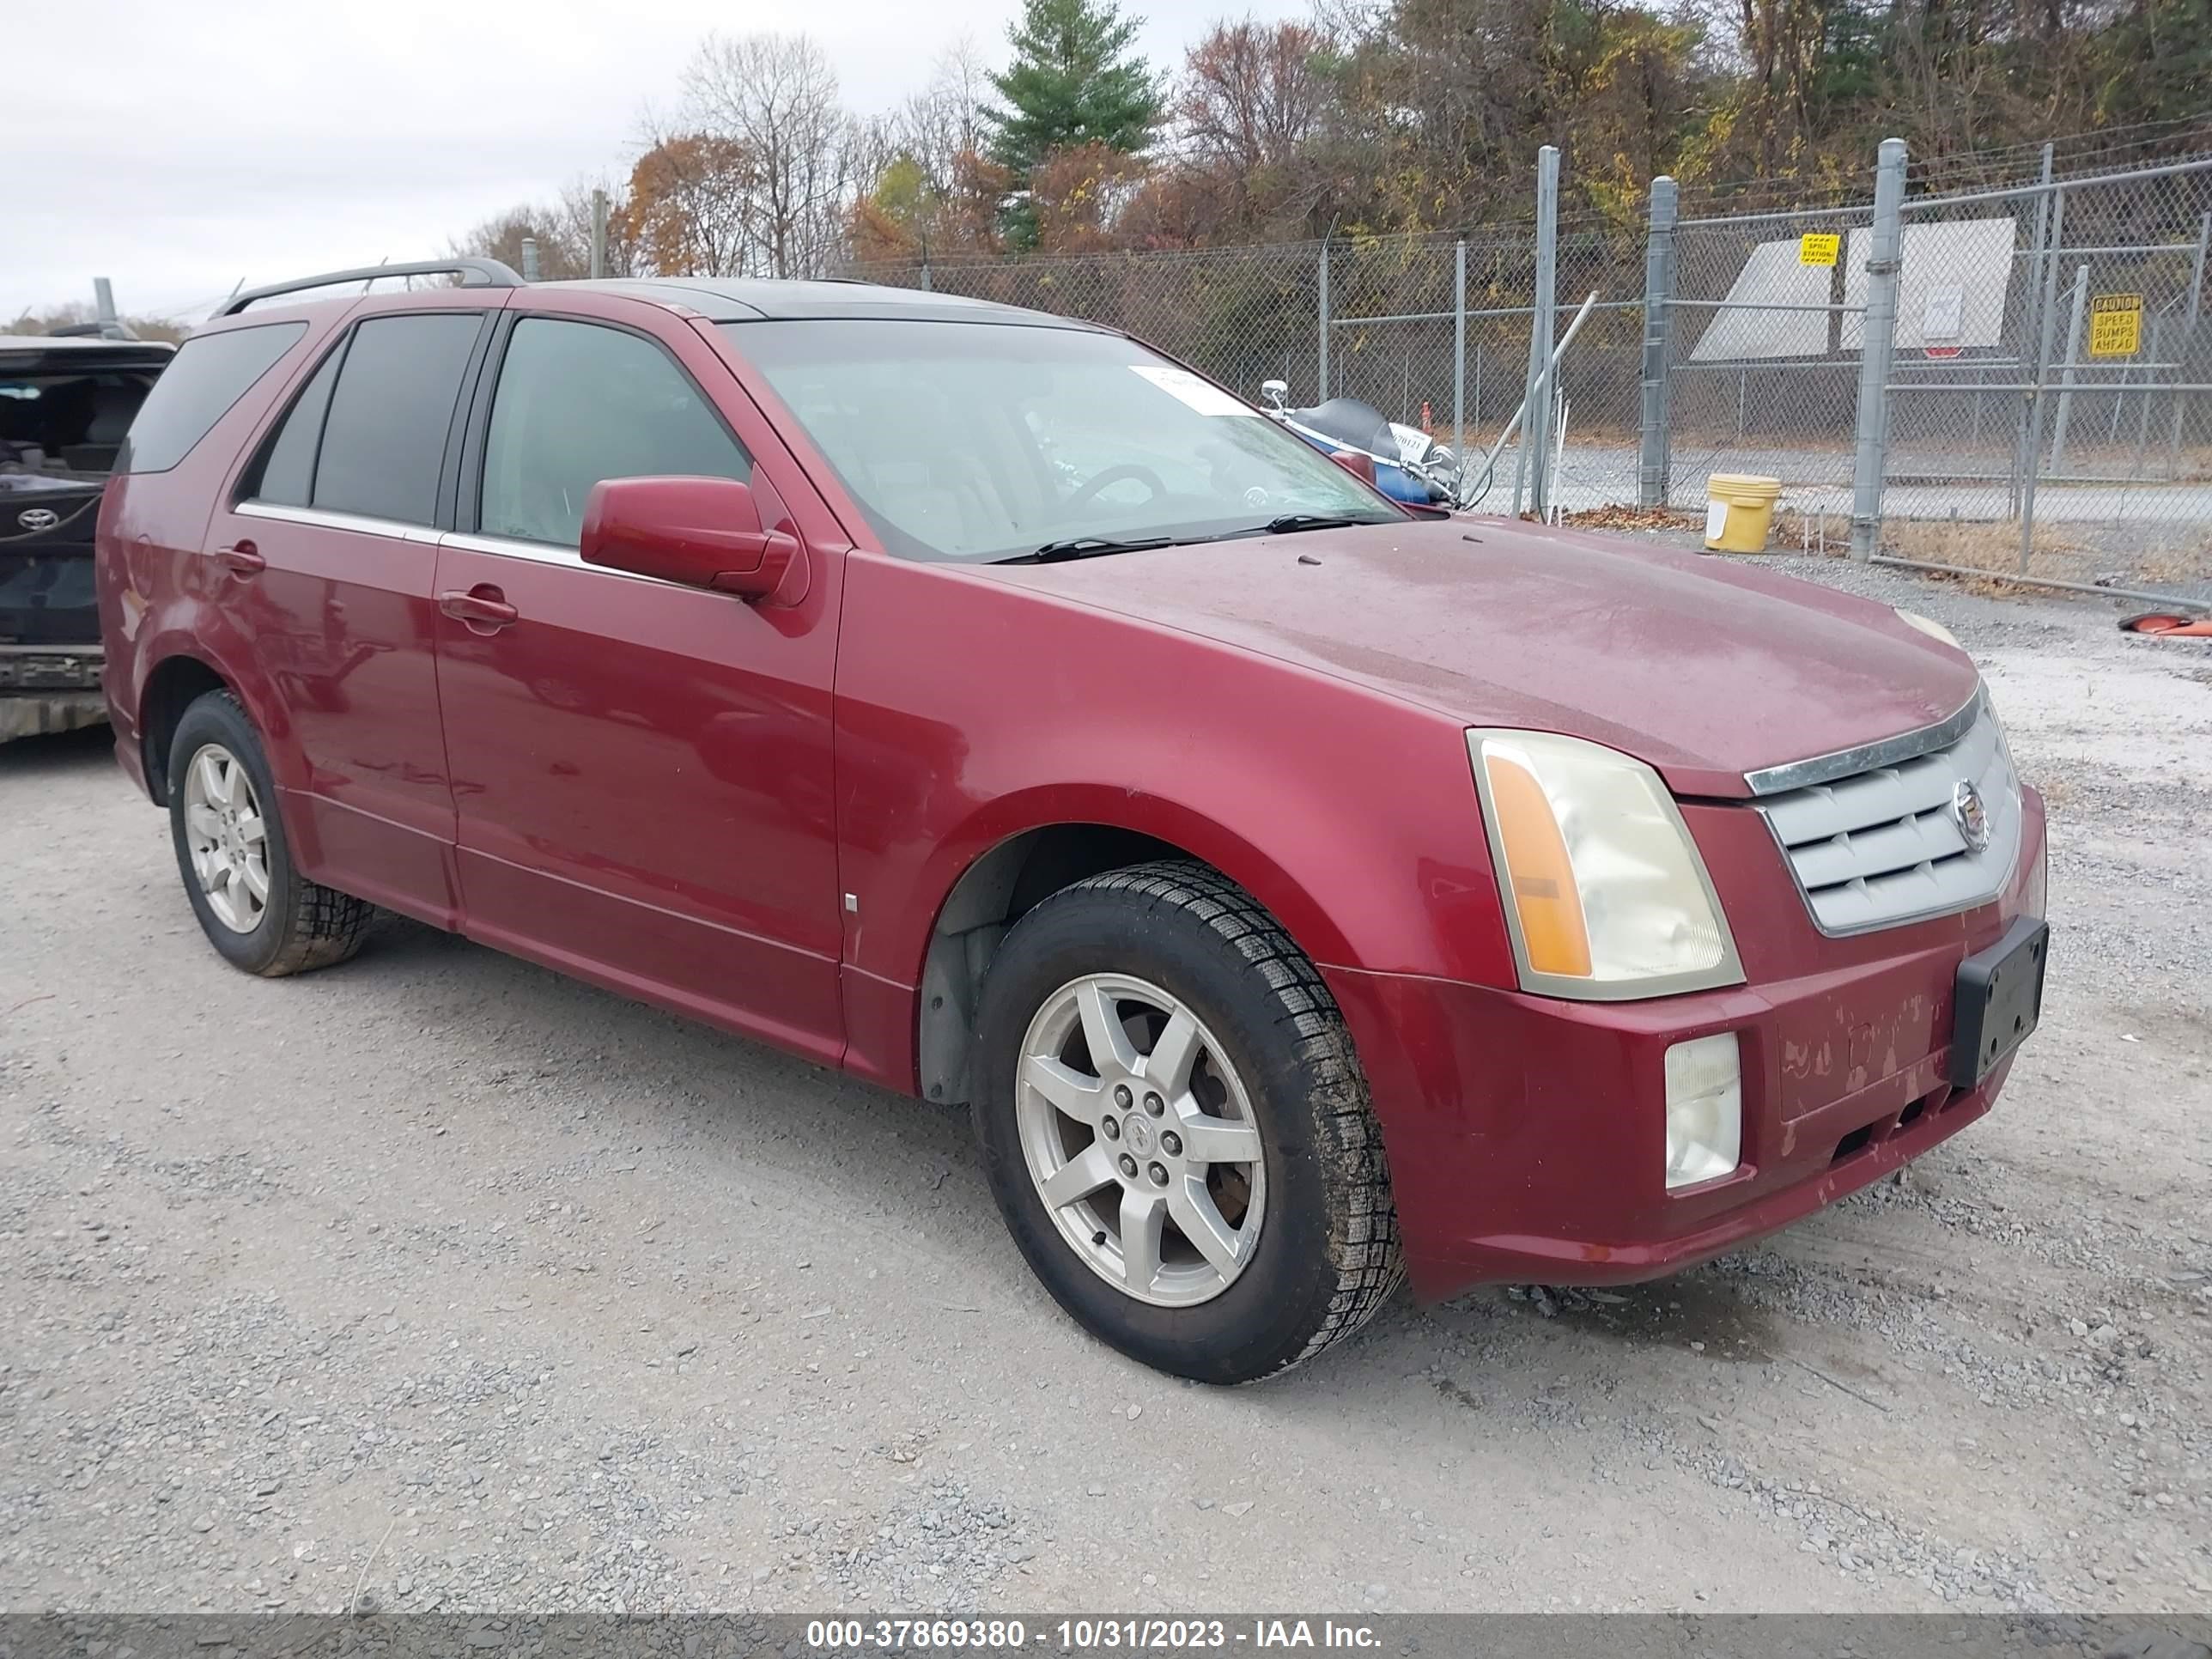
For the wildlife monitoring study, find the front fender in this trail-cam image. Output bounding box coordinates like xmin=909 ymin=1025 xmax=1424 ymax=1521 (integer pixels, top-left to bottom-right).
xmin=836 ymin=554 xmax=1519 ymax=1005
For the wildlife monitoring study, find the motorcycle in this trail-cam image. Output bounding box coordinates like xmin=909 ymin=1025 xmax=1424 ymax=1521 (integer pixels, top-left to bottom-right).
xmin=1258 ymin=379 xmax=1463 ymax=507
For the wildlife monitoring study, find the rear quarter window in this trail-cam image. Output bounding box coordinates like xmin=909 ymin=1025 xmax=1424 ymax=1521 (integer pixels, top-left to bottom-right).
xmin=118 ymin=322 xmax=307 ymax=474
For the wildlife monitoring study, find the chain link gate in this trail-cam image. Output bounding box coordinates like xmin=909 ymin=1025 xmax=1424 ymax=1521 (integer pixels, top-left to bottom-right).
xmin=840 ymin=144 xmax=2212 ymax=607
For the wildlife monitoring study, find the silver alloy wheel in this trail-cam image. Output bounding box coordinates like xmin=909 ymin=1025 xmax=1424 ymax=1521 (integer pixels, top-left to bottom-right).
xmin=182 ymin=743 xmax=271 ymax=934
xmin=1015 ymin=974 xmax=1267 ymax=1307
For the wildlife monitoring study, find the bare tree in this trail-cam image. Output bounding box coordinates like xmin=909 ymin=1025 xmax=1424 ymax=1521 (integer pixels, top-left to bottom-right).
xmin=1178 ymin=19 xmax=1332 ymax=176
xmin=681 ymin=32 xmax=866 ymax=277
xmin=893 ymin=37 xmax=994 ymax=198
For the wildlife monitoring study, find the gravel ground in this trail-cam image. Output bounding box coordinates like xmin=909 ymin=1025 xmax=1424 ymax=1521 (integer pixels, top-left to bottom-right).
xmin=2 ymin=556 xmax=2208 ymax=1619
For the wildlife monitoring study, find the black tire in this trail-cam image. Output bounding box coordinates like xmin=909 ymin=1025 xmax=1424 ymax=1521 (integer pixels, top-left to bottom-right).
xmin=972 ymin=860 xmax=1403 ymax=1383
xmin=167 ymin=690 xmax=374 ymax=977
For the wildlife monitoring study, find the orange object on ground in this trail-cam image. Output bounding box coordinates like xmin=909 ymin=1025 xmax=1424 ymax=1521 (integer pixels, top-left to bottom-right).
xmin=2120 ymin=611 xmax=2212 ymax=637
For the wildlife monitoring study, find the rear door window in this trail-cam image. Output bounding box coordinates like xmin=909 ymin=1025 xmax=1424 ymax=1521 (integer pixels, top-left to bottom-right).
xmin=118 ymin=322 xmax=305 ymax=474
xmin=478 ymin=317 xmax=750 ymax=548
xmin=311 ymin=313 xmax=483 ymax=526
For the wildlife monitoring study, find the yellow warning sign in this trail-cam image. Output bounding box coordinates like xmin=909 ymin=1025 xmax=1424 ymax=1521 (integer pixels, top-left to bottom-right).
xmin=1799 ymin=233 xmax=1841 ymax=267
xmin=2088 ymin=294 xmax=2142 ymax=358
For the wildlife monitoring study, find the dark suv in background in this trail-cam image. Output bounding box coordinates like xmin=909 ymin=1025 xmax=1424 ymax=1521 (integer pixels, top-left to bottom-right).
xmin=2 ymin=331 xmax=173 ymax=740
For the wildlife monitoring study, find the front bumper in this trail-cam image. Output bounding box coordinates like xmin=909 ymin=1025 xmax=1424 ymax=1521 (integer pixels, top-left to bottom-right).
xmin=1328 ymin=787 xmax=2047 ymax=1301
xmin=0 ymin=646 xmax=106 ymax=743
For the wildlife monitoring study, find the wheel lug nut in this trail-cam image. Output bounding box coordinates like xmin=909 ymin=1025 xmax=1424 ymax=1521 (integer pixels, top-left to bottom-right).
xmin=1113 ymin=1085 xmax=1133 ymax=1109
xmin=1117 ymin=1153 xmax=1139 ymax=1179
xmin=1148 ymin=1162 xmax=1169 ymax=1186
xmin=1160 ymin=1132 xmax=1182 ymax=1157
xmin=1101 ymin=1118 xmax=1121 ymax=1140
xmin=1144 ymin=1093 xmax=1164 ymax=1117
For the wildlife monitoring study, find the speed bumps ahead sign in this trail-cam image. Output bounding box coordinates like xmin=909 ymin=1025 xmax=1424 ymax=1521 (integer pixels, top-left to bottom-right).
xmin=2090 ymin=293 xmax=2144 ymax=357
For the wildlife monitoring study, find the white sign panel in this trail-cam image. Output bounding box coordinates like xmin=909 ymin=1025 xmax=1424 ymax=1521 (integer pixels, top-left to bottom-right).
xmin=1841 ymin=218 xmax=2016 ymax=351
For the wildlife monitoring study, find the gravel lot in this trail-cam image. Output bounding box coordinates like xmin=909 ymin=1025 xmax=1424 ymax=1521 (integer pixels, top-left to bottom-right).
xmin=3 ymin=556 xmax=2208 ymax=1618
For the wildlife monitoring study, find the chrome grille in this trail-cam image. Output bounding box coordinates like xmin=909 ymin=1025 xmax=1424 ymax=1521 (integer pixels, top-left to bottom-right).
xmin=1751 ymin=697 xmax=2021 ymax=934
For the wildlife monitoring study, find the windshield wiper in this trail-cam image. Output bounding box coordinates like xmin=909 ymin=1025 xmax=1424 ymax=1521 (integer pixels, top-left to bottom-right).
xmin=999 ymin=535 xmax=1176 ymax=564
xmin=1261 ymin=514 xmax=1370 ymax=534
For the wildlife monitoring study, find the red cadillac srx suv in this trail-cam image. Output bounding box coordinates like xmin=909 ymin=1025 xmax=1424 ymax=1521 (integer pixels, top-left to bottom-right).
xmin=96 ymin=258 xmax=2049 ymax=1383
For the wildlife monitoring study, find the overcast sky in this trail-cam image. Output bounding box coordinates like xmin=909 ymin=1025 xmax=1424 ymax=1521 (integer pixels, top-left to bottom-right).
xmin=11 ymin=0 xmax=1305 ymax=322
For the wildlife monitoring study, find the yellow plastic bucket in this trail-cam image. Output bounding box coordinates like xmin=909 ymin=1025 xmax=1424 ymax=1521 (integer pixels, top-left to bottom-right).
xmin=1704 ymin=473 xmax=1783 ymax=552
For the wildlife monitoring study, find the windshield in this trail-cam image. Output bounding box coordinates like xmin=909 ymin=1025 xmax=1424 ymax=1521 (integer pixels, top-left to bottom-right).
xmin=725 ymin=318 xmax=1401 ymax=562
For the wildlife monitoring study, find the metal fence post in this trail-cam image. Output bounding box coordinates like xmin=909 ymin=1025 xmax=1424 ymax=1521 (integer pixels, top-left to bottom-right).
xmin=1849 ymin=137 xmax=1908 ymax=560
xmin=1454 ymin=240 xmax=1468 ymax=451
xmin=2008 ymin=145 xmax=2056 ymax=518
xmin=1317 ymin=240 xmax=1331 ymax=398
xmin=520 ymin=237 xmax=541 ymax=283
xmin=2019 ymin=186 xmax=2069 ymax=568
xmin=2048 ymin=266 xmax=2090 ymax=477
xmin=590 ymin=190 xmax=609 ymax=280
xmin=1517 ymin=145 xmax=1560 ymax=518
xmin=2172 ymin=210 xmax=2209 ymax=472
xmin=1638 ymin=176 xmax=1679 ymax=508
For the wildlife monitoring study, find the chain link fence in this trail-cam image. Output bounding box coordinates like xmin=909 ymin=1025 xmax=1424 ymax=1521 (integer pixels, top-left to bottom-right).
xmin=842 ymin=145 xmax=2212 ymax=601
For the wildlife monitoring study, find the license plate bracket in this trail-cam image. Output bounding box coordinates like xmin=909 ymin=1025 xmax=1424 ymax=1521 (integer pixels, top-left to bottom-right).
xmin=1949 ymin=917 xmax=2050 ymax=1087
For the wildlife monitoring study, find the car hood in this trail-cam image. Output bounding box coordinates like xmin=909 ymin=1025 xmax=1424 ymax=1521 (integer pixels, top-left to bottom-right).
xmin=972 ymin=515 xmax=1980 ymax=799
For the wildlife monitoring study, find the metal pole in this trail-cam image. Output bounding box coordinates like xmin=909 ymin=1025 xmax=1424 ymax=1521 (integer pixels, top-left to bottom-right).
xmin=1454 ymin=240 xmax=1468 ymax=452
xmin=1317 ymin=241 xmax=1331 ymax=399
xmin=1519 ymin=145 xmax=1561 ymax=518
xmin=2171 ymin=210 xmax=2209 ymax=473
xmin=520 ymin=236 xmax=541 ymax=283
xmin=2019 ymin=186 xmax=2069 ymax=569
xmin=1476 ymin=291 xmax=1601 ymax=497
xmin=93 ymin=278 xmax=118 ymax=331
xmin=1870 ymin=554 xmax=2210 ymax=612
xmin=590 ymin=189 xmax=609 ymax=280
xmin=1850 ymin=137 xmax=1908 ymax=560
xmin=2009 ymin=145 xmax=2055 ymax=519
xmin=1638 ymin=175 xmax=1678 ymax=507
xmin=2049 ymin=266 xmax=2089 ymax=477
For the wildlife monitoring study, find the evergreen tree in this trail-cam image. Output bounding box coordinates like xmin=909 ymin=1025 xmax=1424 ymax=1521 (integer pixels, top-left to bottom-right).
xmin=986 ymin=0 xmax=1163 ymax=243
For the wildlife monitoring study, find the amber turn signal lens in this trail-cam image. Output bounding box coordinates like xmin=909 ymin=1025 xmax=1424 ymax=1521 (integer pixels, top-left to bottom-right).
xmin=1480 ymin=747 xmax=1593 ymax=979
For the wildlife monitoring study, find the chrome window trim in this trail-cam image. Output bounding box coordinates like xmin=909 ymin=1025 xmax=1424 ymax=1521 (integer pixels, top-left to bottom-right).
xmin=440 ymin=530 xmax=584 ymax=567
xmin=1741 ymin=687 xmax=1984 ymax=797
xmin=440 ymin=529 xmax=698 ymax=591
xmin=234 ymin=501 xmax=441 ymax=544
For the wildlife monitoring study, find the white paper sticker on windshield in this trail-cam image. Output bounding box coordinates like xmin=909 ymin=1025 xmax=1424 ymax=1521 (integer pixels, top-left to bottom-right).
xmin=1128 ymin=364 xmax=1260 ymax=417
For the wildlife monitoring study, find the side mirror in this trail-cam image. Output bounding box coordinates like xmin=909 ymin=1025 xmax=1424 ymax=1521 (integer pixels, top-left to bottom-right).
xmin=1261 ymin=378 xmax=1289 ymax=410
xmin=1328 ymin=448 xmax=1377 ymax=486
xmin=580 ymin=475 xmax=800 ymax=603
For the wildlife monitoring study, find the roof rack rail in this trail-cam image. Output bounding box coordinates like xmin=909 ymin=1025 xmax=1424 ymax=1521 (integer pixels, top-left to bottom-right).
xmin=219 ymin=258 xmax=525 ymax=318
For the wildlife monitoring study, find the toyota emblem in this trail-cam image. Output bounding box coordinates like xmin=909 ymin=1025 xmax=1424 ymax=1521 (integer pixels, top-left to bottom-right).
xmin=16 ymin=507 xmax=60 ymax=533
xmin=1951 ymin=780 xmax=1990 ymax=853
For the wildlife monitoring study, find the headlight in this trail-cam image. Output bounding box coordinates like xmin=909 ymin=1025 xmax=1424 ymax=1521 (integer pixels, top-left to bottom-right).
xmin=1468 ymin=730 xmax=1744 ymax=1000
xmin=1894 ymin=607 xmax=1961 ymax=649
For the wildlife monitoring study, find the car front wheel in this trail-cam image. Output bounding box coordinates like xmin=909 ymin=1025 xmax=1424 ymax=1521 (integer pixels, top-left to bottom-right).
xmin=167 ymin=690 xmax=374 ymax=976
xmin=973 ymin=860 xmax=1403 ymax=1383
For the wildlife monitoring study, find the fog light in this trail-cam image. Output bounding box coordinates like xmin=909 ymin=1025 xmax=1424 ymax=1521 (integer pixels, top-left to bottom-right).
xmin=1665 ymin=1033 xmax=1741 ymax=1189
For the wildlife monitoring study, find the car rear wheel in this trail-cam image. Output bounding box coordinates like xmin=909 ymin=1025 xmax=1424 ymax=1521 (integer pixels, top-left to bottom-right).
xmin=973 ymin=860 xmax=1403 ymax=1382
xmin=167 ymin=690 xmax=374 ymax=976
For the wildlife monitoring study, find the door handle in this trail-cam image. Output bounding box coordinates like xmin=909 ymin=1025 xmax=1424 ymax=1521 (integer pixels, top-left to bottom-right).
xmin=214 ymin=541 xmax=265 ymax=576
xmin=437 ymin=586 xmax=520 ymax=629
